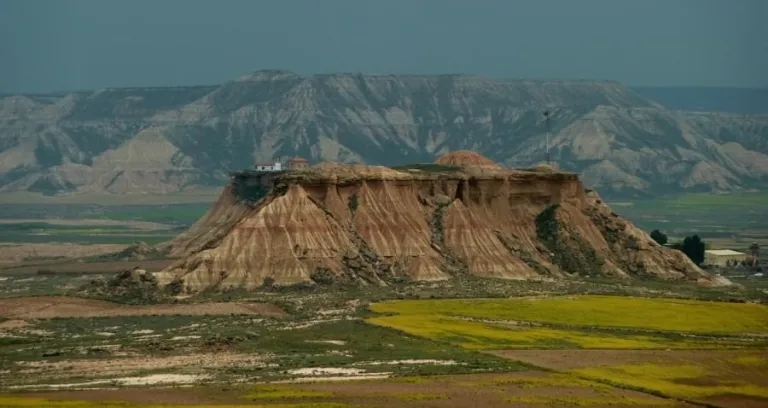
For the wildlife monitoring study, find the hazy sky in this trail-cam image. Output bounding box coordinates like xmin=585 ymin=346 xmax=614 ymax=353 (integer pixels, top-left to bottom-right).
xmin=1 ymin=0 xmax=766 ymax=93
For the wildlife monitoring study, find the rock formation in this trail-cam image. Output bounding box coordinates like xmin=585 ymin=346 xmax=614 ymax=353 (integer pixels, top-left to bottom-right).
xmin=2 ymin=71 xmax=768 ymax=197
xmin=160 ymin=152 xmax=719 ymax=293
xmin=434 ymin=150 xmax=501 ymax=169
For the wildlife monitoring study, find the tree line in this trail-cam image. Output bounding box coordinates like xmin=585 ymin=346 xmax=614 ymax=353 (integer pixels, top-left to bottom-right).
xmin=650 ymin=229 xmax=706 ymax=266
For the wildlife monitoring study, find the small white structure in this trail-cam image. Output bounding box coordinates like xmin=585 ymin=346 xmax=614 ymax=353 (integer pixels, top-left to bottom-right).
xmin=255 ymin=161 xmax=282 ymax=172
xmin=704 ymin=249 xmax=747 ymax=267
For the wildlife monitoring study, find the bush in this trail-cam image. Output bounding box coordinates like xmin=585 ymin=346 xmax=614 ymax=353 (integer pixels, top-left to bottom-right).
xmin=310 ymin=268 xmax=336 ymax=285
xmin=348 ymin=194 xmax=359 ymax=214
xmin=650 ymin=229 xmax=668 ymax=245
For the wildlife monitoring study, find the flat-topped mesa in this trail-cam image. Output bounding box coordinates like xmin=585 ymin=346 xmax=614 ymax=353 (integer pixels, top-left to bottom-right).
xmin=160 ymin=152 xmax=720 ymax=293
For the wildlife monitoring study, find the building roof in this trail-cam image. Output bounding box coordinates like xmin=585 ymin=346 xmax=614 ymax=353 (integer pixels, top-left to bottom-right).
xmin=288 ymin=157 xmax=308 ymax=162
xmin=256 ymin=161 xmax=279 ymax=166
xmin=705 ymin=249 xmax=746 ymax=256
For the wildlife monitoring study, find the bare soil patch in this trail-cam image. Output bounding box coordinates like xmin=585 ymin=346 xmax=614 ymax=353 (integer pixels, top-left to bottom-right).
xmin=19 ymin=387 xmax=238 ymax=405
xmin=0 ymin=319 xmax=29 ymax=329
xmin=0 ymin=244 xmax=129 ymax=265
xmin=490 ymin=349 xmax=764 ymax=372
xmin=0 ymin=296 xmax=286 ymax=319
xmin=707 ymin=394 xmax=768 ymax=408
xmin=0 ymin=259 xmax=175 ymax=275
xmin=17 ymin=353 xmax=270 ymax=378
xmin=11 ymin=372 xmax=690 ymax=407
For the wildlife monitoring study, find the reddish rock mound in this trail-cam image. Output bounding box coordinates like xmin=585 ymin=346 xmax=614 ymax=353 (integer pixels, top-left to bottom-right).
xmin=434 ymin=150 xmax=501 ymax=168
xmin=160 ymin=160 xmax=723 ymax=293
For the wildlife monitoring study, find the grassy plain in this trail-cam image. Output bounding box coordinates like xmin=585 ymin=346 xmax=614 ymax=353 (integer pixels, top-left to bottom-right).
xmin=0 ymin=203 xmax=210 ymax=245
xmin=516 ymin=350 xmax=768 ymax=407
xmin=367 ymin=296 xmax=768 ymax=350
xmin=1 ymin=284 xmax=766 ymax=406
xmin=608 ymin=192 xmax=768 ymax=253
xmin=0 ymin=189 xmax=221 ymax=205
xmin=368 ymin=296 xmax=768 ymax=407
xmin=0 ymin=202 xmax=210 ymax=265
xmin=371 ymin=295 xmax=768 ymax=334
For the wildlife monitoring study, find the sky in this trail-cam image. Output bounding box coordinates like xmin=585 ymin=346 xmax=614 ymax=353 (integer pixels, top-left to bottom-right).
xmin=1 ymin=0 xmax=767 ymax=93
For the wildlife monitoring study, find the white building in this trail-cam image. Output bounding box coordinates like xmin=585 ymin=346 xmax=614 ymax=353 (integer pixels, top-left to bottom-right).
xmin=704 ymin=249 xmax=747 ymax=267
xmin=255 ymin=161 xmax=283 ymax=172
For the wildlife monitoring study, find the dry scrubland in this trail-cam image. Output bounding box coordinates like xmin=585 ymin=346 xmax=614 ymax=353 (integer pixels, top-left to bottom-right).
xmin=0 ymin=291 xmax=766 ymax=408
xmin=0 ymin=371 xmax=694 ymax=407
xmin=1 ymin=192 xmax=767 ymax=407
xmin=0 ymin=296 xmax=286 ymax=319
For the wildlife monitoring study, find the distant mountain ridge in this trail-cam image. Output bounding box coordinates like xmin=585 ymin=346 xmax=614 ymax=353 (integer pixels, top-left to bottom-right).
xmin=1 ymin=70 xmax=767 ymax=197
xmin=633 ymin=86 xmax=768 ymax=115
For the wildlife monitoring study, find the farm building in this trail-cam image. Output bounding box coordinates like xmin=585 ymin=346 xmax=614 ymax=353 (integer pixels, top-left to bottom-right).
xmin=288 ymin=157 xmax=309 ymax=170
xmin=704 ymin=249 xmax=747 ymax=267
xmin=255 ymin=161 xmax=282 ymax=172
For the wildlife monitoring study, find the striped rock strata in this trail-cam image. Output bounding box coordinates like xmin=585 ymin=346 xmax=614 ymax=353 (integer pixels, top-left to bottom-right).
xmin=160 ymin=155 xmax=719 ymax=292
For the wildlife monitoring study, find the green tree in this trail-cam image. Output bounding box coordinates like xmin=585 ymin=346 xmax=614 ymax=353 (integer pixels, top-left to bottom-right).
xmin=650 ymin=229 xmax=668 ymax=245
xmin=681 ymin=234 xmax=706 ymax=266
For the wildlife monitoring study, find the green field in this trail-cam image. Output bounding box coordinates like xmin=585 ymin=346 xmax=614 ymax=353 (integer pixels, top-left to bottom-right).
xmin=575 ymin=360 xmax=768 ymax=400
xmin=0 ymin=228 xmax=175 ymax=245
xmin=0 ymin=203 xmax=211 ymax=226
xmin=368 ymin=296 xmax=768 ymax=350
xmin=608 ymin=192 xmax=768 ymax=253
xmin=371 ymin=296 xmax=768 ymax=334
xmin=366 ymin=296 xmax=768 ymax=405
xmin=622 ymin=192 xmax=768 ymax=210
xmin=90 ymin=203 xmax=211 ymax=225
xmin=0 ymin=205 xmax=206 ymax=245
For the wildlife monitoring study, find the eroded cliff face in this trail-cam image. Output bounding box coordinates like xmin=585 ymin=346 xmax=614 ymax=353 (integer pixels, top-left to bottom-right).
xmin=162 ymin=161 xmax=715 ymax=293
xmin=3 ymin=71 xmax=768 ymax=197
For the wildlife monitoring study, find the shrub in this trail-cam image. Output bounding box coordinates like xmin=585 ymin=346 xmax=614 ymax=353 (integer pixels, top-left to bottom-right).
xmin=348 ymin=193 xmax=359 ymax=214
xmin=650 ymin=229 xmax=668 ymax=245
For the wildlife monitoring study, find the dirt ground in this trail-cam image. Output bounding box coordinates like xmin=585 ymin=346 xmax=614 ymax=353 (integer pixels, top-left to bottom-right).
xmin=0 ymin=243 xmax=130 ymax=265
xmin=16 ymin=352 xmax=270 ymax=378
xmin=0 ymin=296 xmax=287 ymax=319
xmin=14 ymin=371 xmax=693 ymax=408
xmin=490 ymin=349 xmax=766 ymax=373
xmin=15 ymin=388 xmax=231 ymax=406
xmin=0 ymin=259 xmax=175 ymax=275
xmin=493 ymin=350 xmax=768 ymax=408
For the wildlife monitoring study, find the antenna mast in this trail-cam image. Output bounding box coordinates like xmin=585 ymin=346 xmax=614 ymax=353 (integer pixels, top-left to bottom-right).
xmin=543 ymin=110 xmax=551 ymax=165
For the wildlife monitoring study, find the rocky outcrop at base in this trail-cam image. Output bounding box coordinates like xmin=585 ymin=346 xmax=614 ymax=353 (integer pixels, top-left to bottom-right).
xmin=160 ymin=153 xmax=718 ymax=293
xmin=74 ymin=267 xmax=175 ymax=304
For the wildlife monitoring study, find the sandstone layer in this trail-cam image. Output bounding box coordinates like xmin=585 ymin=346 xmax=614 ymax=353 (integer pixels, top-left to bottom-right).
xmin=161 ymin=154 xmax=716 ymax=292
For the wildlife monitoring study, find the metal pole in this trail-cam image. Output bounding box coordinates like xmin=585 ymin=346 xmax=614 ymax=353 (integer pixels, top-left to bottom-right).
xmin=544 ymin=111 xmax=551 ymax=165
